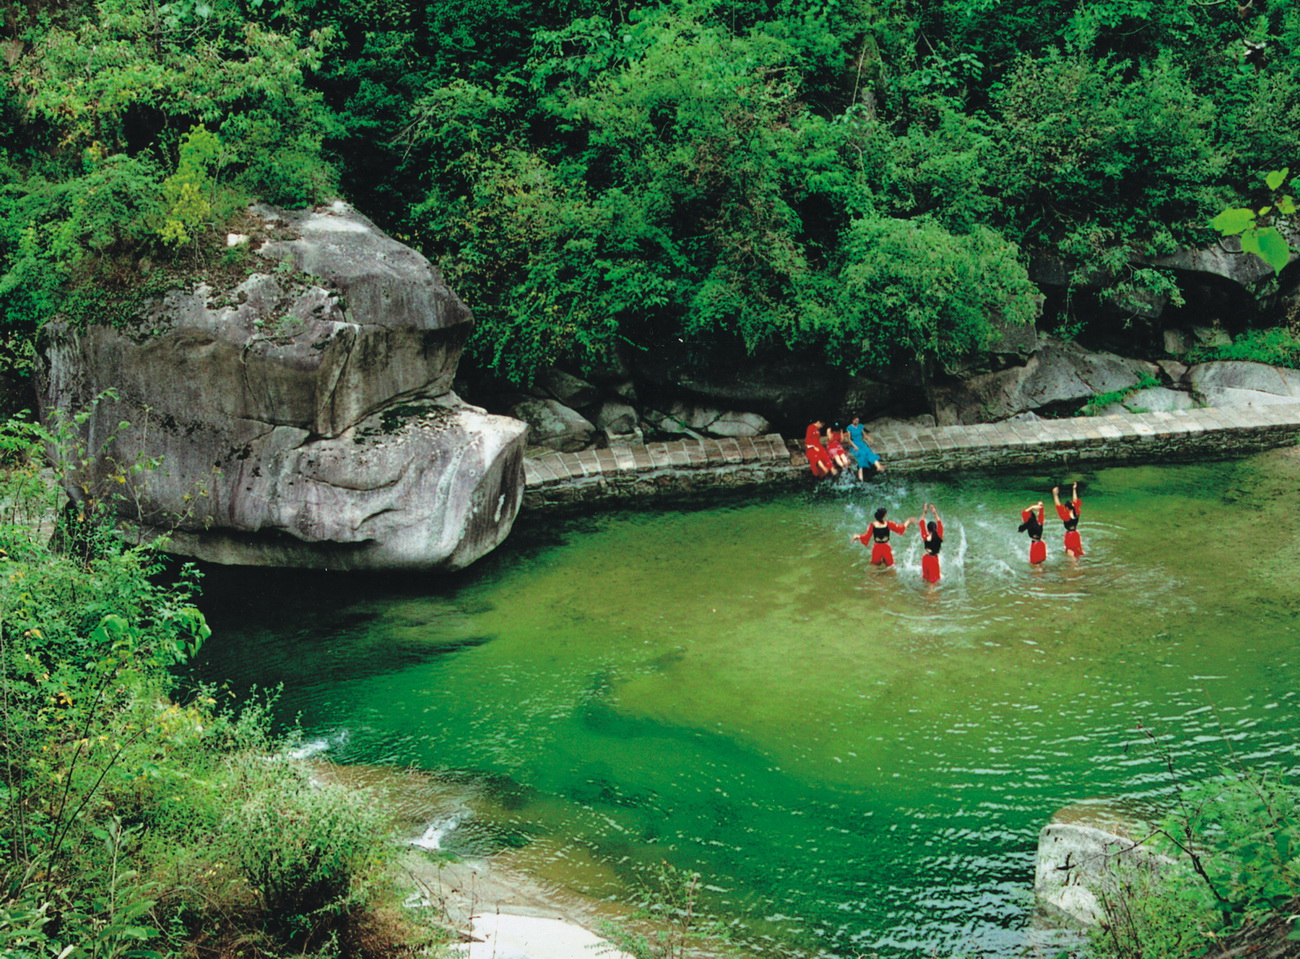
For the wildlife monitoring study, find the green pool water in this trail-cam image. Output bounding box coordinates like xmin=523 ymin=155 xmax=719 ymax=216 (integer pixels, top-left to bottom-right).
xmin=190 ymin=451 xmax=1300 ymax=957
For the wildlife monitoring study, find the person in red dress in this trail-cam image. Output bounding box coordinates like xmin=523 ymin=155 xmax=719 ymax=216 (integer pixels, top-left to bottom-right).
xmin=1053 ymin=483 xmax=1084 ymax=557
xmin=1018 ymin=501 xmax=1047 ymax=565
xmin=853 ymin=507 xmax=912 ymax=567
xmin=826 ymin=424 xmax=851 ymax=470
xmin=804 ymin=420 xmax=837 ymax=478
xmin=919 ymin=503 xmax=944 ymax=583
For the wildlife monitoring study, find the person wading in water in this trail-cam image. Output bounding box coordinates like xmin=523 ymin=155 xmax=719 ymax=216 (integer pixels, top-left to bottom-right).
xmin=1053 ymin=483 xmax=1084 ymax=558
xmin=1019 ymin=501 xmax=1046 ymax=566
xmin=919 ymin=503 xmax=944 ymax=583
xmin=853 ymin=507 xmax=913 ymax=568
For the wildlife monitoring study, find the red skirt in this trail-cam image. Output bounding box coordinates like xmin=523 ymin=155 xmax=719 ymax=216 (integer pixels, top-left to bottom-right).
xmin=1029 ymin=540 xmax=1047 ymax=565
xmin=871 ymin=543 xmax=894 ymax=566
xmin=806 ymin=448 xmax=833 ymax=476
xmin=921 ymin=553 xmax=941 ymax=583
xmin=1064 ymin=530 xmax=1083 ymax=556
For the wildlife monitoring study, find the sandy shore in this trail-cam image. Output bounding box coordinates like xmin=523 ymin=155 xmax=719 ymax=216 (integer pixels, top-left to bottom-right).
xmin=309 ymin=761 xmax=696 ymax=958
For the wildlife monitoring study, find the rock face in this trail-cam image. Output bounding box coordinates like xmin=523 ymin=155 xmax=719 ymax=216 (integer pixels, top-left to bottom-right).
xmin=1187 ymin=360 xmax=1300 ymax=408
xmin=37 ymin=201 xmax=527 ymax=571
xmin=931 ymin=337 xmax=1160 ymax=425
xmin=644 ymin=401 xmax=771 ymax=439
xmin=1098 ymin=386 xmax=1194 ymax=415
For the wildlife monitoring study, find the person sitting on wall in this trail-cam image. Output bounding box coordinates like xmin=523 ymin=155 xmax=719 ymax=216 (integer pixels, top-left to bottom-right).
xmin=804 ymin=419 xmax=838 ymax=478
xmin=826 ymin=424 xmax=852 ymax=471
xmin=844 ymin=415 xmax=885 ymax=481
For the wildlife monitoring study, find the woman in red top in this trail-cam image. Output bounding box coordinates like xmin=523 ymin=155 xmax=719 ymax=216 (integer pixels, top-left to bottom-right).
xmin=1018 ymin=501 xmax=1047 ymax=565
xmin=919 ymin=503 xmax=944 ymax=583
xmin=804 ymin=420 xmax=837 ymax=478
xmin=853 ymin=507 xmax=912 ymax=567
xmin=1053 ymin=483 xmax=1083 ymax=557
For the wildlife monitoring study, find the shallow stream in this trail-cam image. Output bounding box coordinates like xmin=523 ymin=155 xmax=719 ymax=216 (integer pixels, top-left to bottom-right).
xmin=191 ymin=451 xmax=1300 ymax=957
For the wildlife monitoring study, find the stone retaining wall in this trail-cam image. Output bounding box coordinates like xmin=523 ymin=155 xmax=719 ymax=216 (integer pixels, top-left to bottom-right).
xmin=522 ymin=405 xmax=1300 ymax=511
xmin=523 ymin=433 xmax=798 ymax=511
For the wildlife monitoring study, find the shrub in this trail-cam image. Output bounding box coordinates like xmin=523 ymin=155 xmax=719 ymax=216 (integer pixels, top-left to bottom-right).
xmin=1186 ymin=328 xmax=1300 ymax=370
xmin=1092 ymin=766 xmax=1300 ymax=959
xmin=224 ymin=761 xmax=391 ymax=941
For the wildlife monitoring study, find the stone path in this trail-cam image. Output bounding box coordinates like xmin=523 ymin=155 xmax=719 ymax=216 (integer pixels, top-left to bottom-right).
xmin=523 ymin=404 xmax=1300 ymax=511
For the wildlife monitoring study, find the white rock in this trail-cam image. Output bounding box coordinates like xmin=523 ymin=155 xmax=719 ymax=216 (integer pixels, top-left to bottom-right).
xmin=1035 ymin=807 xmax=1174 ymax=926
xmin=454 ymin=913 xmax=635 ymax=959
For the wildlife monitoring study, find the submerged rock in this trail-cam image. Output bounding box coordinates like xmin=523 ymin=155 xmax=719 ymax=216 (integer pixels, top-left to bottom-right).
xmin=37 ymin=201 xmax=526 ymax=570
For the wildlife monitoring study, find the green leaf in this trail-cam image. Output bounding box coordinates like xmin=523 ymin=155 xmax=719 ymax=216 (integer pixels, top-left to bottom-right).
xmin=1287 ymin=923 xmax=1300 ymax=941
xmin=1210 ymin=208 xmax=1257 ymax=237
xmin=1266 ymin=168 xmax=1289 ymax=192
xmin=1279 ymin=195 xmax=1296 ymax=216
xmin=1254 ymin=227 xmax=1292 ymax=274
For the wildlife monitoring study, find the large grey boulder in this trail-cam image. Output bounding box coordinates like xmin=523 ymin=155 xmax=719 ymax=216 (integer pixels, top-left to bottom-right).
xmin=931 ymin=337 xmax=1159 ymax=425
xmin=536 ymin=367 xmax=600 ymax=409
xmin=1187 ymin=361 xmax=1300 ymax=407
xmin=508 ymin=398 xmax=596 ymax=451
xmin=1148 ymin=239 xmax=1286 ymax=296
xmin=593 ymin=400 xmax=639 ymax=438
xmin=37 ymin=201 xmax=526 ymax=571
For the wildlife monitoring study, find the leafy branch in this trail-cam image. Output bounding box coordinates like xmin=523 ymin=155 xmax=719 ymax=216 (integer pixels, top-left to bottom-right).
xmin=1210 ymin=168 xmax=1296 ymax=275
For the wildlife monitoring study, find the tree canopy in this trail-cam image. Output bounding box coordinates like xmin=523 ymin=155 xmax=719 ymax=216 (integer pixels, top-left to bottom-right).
xmin=2 ymin=0 xmax=1297 ymax=382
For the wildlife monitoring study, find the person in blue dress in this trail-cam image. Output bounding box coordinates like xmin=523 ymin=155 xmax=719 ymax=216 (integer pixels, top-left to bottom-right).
xmin=845 ymin=415 xmax=884 ymax=481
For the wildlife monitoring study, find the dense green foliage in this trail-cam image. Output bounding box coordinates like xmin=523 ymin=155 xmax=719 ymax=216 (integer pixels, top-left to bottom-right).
xmin=0 ymin=414 xmax=420 ymax=958
xmin=0 ymin=0 xmax=336 ymax=332
xmin=2 ymin=0 xmax=1299 ymax=381
xmin=1187 ymin=326 xmax=1300 ymax=368
xmin=1092 ymin=769 xmax=1300 ymax=959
